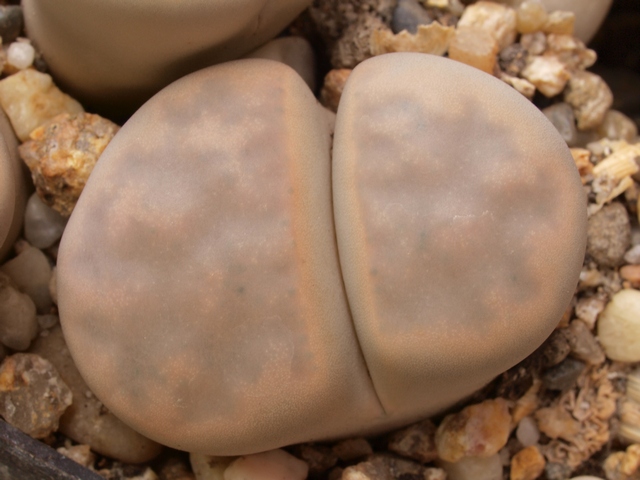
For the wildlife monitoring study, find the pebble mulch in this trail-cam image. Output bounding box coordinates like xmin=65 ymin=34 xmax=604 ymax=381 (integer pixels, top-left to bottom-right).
xmin=0 ymin=1 xmax=639 ymax=479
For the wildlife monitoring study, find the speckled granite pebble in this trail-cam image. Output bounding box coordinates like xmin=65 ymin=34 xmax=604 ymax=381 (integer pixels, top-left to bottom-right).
xmin=587 ymin=202 xmax=631 ymax=268
xmin=0 ymin=352 xmax=71 ymax=438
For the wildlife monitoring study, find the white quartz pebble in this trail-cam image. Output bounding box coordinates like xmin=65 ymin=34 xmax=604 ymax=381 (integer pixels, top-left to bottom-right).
xmin=516 ymin=416 xmax=541 ymax=447
xmin=1 ymin=245 xmax=52 ymax=313
xmin=440 ymin=454 xmax=503 ymax=480
xmin=24 ymin=193 xmax=68 ymax=249
xmin=223 ymin=449 xmax=308 ymax=480
xmin=6 ymin=40 xmax=35 ymax=70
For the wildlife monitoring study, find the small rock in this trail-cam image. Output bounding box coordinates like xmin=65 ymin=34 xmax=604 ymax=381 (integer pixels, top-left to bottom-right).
xmin=499 ymin=43 xmax=528 ymax=76
xmin=564 ymin=71 xmax=613 ymax=131
xmin=333 ymin=437 xmax=374 ymax=462
xmin=543 ymin=10 xmax=575 ymax=36
xmin=457 ymin=1 xmax=517 ymax=49
xmin=597 ymin=110 xmax=639 ymax=143
xmin=597 ymin=289 xmax=640 ymax=362
xmin=292 ymin=444 xmax=337 ymax=473
xmin=0 ymin=352 xmax=72 ymax=438
xmin=624 ymin=245 xmax=640 ymax=265
xmin=1 ymin=244 xmax=52 ymax=313
xmin=57 ymin=443 xmax=96 ymax=469
xmin=344 ymin=454 xmax=446 ymax=480
xmin=24 ymin=192 xmax=68 ymax=249
xmin=545 ymin=462 xmax=573 ymax=480
xmin=37 ymin=313 xmax=58 ymax=330
xmin=510 ymin=445 xmax=545 ymax=480
xmin=440 ymin=453 xmax=503 ymax=480
xmin=388 ymin=418 xmax=438 ymax=463
xmin=567 ymin=320 xmax=605 ymax=365
xmin=516 ymin=0 xmax=547 ymax=34
xmin=515 ymin=416 xmax=540 ymax=447
xmin=6 ymin=40 xmax=35 ymax=71
xmin=542 ymin=357 xmax=586 ymax=391
xmin=320 ymin=69 xmax=352 ymax=113
xmin=0 ymin=6 xmax=23 ymax=44
xmin=521 ymin=55 xmax=570 ymax=97
xmin=189 ymin=453 xmax=233 ymax=480
xmin=500 ymin=73 xmax=536 ymax=99
xmin=18 ymin=112 xmax=120 ymax=216
xmin=542 ymin=103 xmax=579 ymax=147
xmin=574 ymin=296 xmax=605 ymax=330
xmin=157 ymin=456 xmax=196 ymax=480
xmin=224 ymin=449 xmax=308 ymax=480
xmin=545 ymin=34 xmax=596 ymax=72
xmin=586 ymin=202 xmax=631 ymax=268
xmin=392 ymin=0 xmax=434 ymax=34
xmin=0 ymin=69 xmax=83 ymax=142
xmin=520 ymin=32 xmax=546 ymax=55
xmin=331 ymin=16 xmax=389 ymax=69
xmin=540 ymin=328 xmax=571 ymax=367
xmin=448 ymin=26 xmax=499 ymax=74
xmin=29 ymin=326 xmax=163 ymax=463
xmin=535 ymin=404 xmax=580 ymax=441
xmin=370 ymin=23 xmax=455 ymax=57
xmin=0 ymin=271 xmax=37 ymax=350
xmin=620 ymin=265 xmax=640 ymax=286
xmin=435 ymin=398 xmax=511 ymax=463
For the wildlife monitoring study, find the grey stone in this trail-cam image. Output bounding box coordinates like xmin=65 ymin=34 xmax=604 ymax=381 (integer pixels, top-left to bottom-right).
xmin=24 ymin=193 xmax=68 ymax=249
xmin=392 ymin=0 xmax=434 ymax=34
xmin=542 ymin=357 xmax=586 ymax=391
xmin=0 ymin=6 xmax=23 ymax=44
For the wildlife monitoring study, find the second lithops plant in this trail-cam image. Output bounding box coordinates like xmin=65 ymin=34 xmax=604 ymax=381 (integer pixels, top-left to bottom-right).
xmin=57 ymin=53 xmax=586 ymax=454
xmin=22 ymin=0 xmax=312 ymax=115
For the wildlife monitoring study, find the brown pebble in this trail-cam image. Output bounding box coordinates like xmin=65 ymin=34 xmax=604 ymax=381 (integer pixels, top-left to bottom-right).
xmin=510 ymin=445 xmax=545 ymax=480
xmin=388 ymin=419 xmax=438 ymax=463
xmin=586 ymin=202 xmax=631 ymax=268
xmin=620 ymin=265 xmax=640 ymax=285
xmin=435 ymin=398 xmax=511 ymax=463
xmin=320 ymin=69 xmax=352 ymax=113
xmin=18 ymin=112 xmax=120 ymax=216
xmin=293 ymin=444 xmax=337 ymax=473
xmin=0 ymin=353 xmax=72 ymax=438
xmin=333 ymin=437 xmax=373 ymax=462
xmin=540 ymin=328 xmax=571 ymax=367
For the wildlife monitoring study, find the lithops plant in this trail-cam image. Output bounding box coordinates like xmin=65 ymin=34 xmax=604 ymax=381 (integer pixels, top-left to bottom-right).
xmin=0 ymin=109 xmax=28 ymax=260
xmin=57 ymin=53 xmax=586 ymax=455
xmin=22 ymin=0 xmax=311 ymax=115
